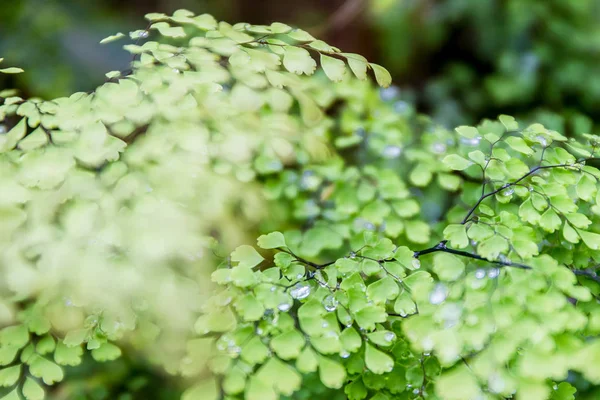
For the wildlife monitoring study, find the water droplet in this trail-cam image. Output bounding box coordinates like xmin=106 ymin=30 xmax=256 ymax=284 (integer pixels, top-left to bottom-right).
xmin=0 ymin=125 xmax=6 ymax=134
xmin=270 ymin=286 xmax=277 ymax=292
xmin=423 ymin=352 xmax=430 ymax=356
xmin=475 ymin=269 xmax=486 ymax=279
xmin=296 ymin=273 xmax=304 ymax=280
xmin=460 ymin=136 xmax=481 ymax=146
xmin=340 ymin=350 xmax=351 ymax=359
xmin=64 ymin=298 xmax=73 ymax=307
xmin=553 ymin=384 xmax=558 ymax=390
xmin=502 ymin=187 xmax=514 ymax=196
xmin=413 ymin=389 xmax=420 ymax=395
xmin=536 ymin=135 xmax=547 ymax=147
xmin=411 ymin=259 xmax=421 ymax=269
xmin=349 ymin=251 xmax=357 ymax=259
xmin=278 ymin=301 xmax=292 ymax=312
xmin=290 ymin=283 xmax=311 ymax=300
xmin=384 ymin=332 xmax=396 ymax=342
xmin=322 ymin=321 xmax=329 ymax=328
xmin=432 ymin=142 xmax=446 ymax=154
xmin=488 ymin=268 xmax=500 ymax=278
xmin=173 ymin=68 xmax=181 ymax=74
xmin=429 ymin=284 xmax=448 ymax=305
xmin=131 ymin=30 xmax=149 ymax=39
xmin=323 ymin=294 xmax=339 ymax=312
xmin=256 ymin=327 xmax=264 ymax=335
xmin=382 ymin=145 xmax=402 ymax=159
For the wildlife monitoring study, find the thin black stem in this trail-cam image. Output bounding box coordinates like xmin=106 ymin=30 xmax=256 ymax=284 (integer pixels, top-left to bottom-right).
xmin=414 ymin=241 xmax=531 ymax=270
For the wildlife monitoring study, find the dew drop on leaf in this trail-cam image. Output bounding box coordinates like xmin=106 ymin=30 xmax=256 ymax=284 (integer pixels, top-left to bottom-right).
xmin=290 ymin=283 xmax=311 ymax=299
xmin=322 ymin=294 xmax=338 ymax=312
xmin=460 ymin=136 xmax=481 ymax=146
xmin=488 ymin=268 xmax=500 ymax=278
xmin=429 ymin=284 xmax=447 ymax=305
xmin=384 ymin=332 xmax=396 ymax=342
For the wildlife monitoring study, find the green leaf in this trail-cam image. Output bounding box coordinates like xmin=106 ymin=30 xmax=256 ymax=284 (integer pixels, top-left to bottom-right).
xmin=182 ymin=379 xmax=219 ymax=400
xmin=257 ymin=232 xmax=286 ymax=249
xmin=505 ymin=136 xmax=534 ymax=155
xmin=241 ymin=337 xmax=269 ymax=365
xmin=0 ymin=365 xmax=20 ymax=387
xmin=340 ymin=328 xmax=362 ymax=353
xmin=53 ymin=342 xmax=83 ymax=366
xmin=577 ymin=229 xmax=600 ymax=250
xmin=443 ymin=154 xmax=472 ymax=171
xmin=433 ymin=253 xmax=465 ymax=281
xmin=100 ymin=32 xmax=125 ymax=44
xmin=270 ymin=330 xmax=305 ymax=360
xmin=29 ymin=355 xmax=63 ymax=384
xmin=343 ymin=53 xmax=368 ymax=80
xmin=455 ymin=126 xmax=479 ymax=139
xmin=355 ymin=306 xmax=387 ymax=330
xmin=370 ymin=63 xmax=391 ymax=88
xmin=499 ymin=115 xmax=519 ymax=131
xmin=0 ymin=67 xmax=24 ymax=74
xmin=477 ymin=235 xmax=509 ymax=260
xmin=0 ymin=347 xmax=18 ymax=366
xmin=365 ymin=344 xmax=394 ymax=374
xmin=320 ymin=54 xmax=347 ymax=82
xmin=246 ymin=376 xmax=277 ymax=400
xmin=91 ymin=343 xmax=122 ymax=362
xmin=443 ymin=224 xmax=469 ymax=248
xmin=434 ymin=366 xmax=481 ymax=400
xmin=231 ymin=245 xmax=264 ymax=269
xmin=318 ymin=356 xmax=346 ymax=389
xmin=255 ymin=358 xmax=301 ymax=396
xmin=22 ymin=377 xmax=44 ymax=400
xmin=345 ymin=379 xmax=368 ymax=400
xmin=366 ymin=277 xmax=400 ymax=304
xmin=550 ymin=382 xmax=576 ymax=400
xmin=234 ymin=294 xmax=265 ymax=321
xmin=0 ymin=389 xmax=20 ymax=400
xmin=0 ymin=325 xmax=29 ymax=349
xmin=296 ymin=347 xmax=318 ymax=373
xmin=283 ymin=46 xmax=316 ymax=75
xmin=63 ymin=329 xmax=87 ymax=347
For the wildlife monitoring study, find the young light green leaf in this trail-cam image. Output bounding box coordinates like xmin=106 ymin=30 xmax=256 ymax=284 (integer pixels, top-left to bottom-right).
xmin=231 ymin=245 xmax=264 ymax=268
xmin=22 ymin=377 xmax=44 ymax=400
xmin=370 ymin=63 xmax=392 ymax=88
xmin=100 ymin=32 xmax=125 ymax=44
xmin=443 ymin=154 xmax=473 ymax=171
xmin=0 ymin=68 xmax=24 ymax=74
xmin=365 ymin=344 xmax=394 ymax=374
xmin=320 ymin=54 xmax=346 ymax=82
xmin=257 ymin=232 xmax=286 ymax=249
xmin=283 ymin=46 xmax=316 ymax=75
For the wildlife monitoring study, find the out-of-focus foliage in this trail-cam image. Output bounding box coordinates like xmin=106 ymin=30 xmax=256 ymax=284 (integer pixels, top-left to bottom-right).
xmin=370 ymin=0 xmax=600 ymax=129
xmin=0 ymin=9 xmax=397 ymax=399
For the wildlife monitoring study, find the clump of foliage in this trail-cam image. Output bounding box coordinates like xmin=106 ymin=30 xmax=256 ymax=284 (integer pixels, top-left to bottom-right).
xmin=1 ymin=8 xmax=600 ymax=400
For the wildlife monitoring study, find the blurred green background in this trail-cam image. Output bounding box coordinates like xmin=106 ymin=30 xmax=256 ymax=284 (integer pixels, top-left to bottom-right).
xmin=3 ymin=0 xmax=600 ymax=132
